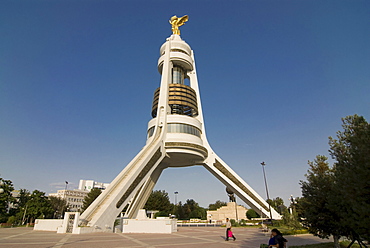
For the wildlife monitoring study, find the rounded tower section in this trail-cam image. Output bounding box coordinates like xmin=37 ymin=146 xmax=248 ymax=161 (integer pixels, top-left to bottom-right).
xmin=152 ymin=35 xmax=198 ymax=118
xmin=147 ymin=34 xmax=207 ymax=166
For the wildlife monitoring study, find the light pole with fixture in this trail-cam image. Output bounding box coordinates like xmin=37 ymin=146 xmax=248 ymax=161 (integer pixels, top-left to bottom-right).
xmin=174 ymin=191 xmax=178 ymax=205
xmin=261 ymin=162 xmax=273 ymax=222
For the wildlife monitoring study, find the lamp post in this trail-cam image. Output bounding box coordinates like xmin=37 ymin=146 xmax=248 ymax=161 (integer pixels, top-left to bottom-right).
xmin=261 ymin=162 xmax=273 ymax=221
xmin=61 ymin=181 xmax=68 ymax=218
xmin=174 ymin=191 xmax=178 ymax=205
xmin=234 ymin=196 xmax=238 ymax=222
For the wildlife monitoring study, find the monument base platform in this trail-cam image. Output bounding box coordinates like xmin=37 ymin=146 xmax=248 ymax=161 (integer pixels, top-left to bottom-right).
xmin=120 ymin=218 xmax=177 ymax=234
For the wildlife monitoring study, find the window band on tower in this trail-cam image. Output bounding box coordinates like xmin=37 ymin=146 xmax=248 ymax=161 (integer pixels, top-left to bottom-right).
xmin=147 ymin=123 xmax=201 ymax=138
xmin=167 ymin=123 xmax=201 ymax=137
xmin=151 ymin=84 xmax=198 ymax=117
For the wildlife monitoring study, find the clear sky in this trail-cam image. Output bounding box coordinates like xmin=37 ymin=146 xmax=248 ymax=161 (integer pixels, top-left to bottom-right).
xmin=1 ymin=0 xmax=369 ymax=208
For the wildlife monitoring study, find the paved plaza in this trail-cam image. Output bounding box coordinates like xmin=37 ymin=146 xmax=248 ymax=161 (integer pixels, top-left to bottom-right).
xmin=0 ymin=227 xmax=332 ymax=248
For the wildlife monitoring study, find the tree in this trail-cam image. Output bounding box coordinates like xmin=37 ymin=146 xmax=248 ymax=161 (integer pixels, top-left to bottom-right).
xmin=81 ymin=188 xmax=102 ymax=212
xmin=48 ymin=196 xmax=68 ymax=218
xmin=144 ymin=190 xmax=172 ymax=216
xmin=329 ymin=114 xmax=370 ymax=246
xmin=181 ymin=199 xmax=206 ymax=220
xmin=26 ymin=190 xmax=54 ymax=223
xmin=208 ymin=200 xmax=227 ymax=210
xmin=175 ymin=201 xmax=185 ymax=219
xmin=16 ymin=189 xmax=31 ymax=209
xmin=300 ymin=115 xmax=370 ymax=248
xmin=246 ymin=209 xmax=260 ymax=219
xmin=300 ymin=155 xmax=343 ymax=248
xmin=291 ymin=197 xmax=304 ymax=221
xmin=11 ymin=189 xmax=30 ymax=224
xmin=0 ymin=178 xmax=15 ymax=223
xmin=266 ymin=197 xmax=287 ymax=215
xmin=281 ymin=208 xmax=302 ymax=233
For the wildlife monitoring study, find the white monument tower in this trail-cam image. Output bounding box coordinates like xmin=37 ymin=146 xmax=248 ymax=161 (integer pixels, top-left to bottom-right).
xmin=79 ymin=15 xmax=281 ymax=232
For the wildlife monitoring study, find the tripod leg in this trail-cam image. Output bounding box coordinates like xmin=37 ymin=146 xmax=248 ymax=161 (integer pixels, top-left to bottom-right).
xmin=79 ymin=141 xmax=166 ymax=230
xmin=125 ymin=164 xmax=165 ymax=219
xmin=203 ymin=152 xmax=281 ymax=219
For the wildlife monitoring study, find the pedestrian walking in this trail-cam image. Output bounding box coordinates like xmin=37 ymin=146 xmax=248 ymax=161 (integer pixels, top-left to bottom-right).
xmin=225 ymin=218 xmax=236 ymax=241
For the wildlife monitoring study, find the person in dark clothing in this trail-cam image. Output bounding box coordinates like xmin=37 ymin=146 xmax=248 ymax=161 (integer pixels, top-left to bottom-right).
xmin=269 ymin=228 xmax=287 ymax=248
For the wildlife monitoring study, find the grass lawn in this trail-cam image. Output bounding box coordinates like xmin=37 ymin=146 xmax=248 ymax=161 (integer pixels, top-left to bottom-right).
xmin=289 ymin=243 xmax=334 ymax=248
xmin=268 ymin=226 xmax=309 ymax=235
xmin=289 ymin=241 xmax=363 ymax=248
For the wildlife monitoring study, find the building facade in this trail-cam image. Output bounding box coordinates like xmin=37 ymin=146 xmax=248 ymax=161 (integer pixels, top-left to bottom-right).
xmin=207 ymin=202 xmax=248 ymax=222
xmin=78 ymin=179 xmax=109 ymax=191
xmin=49 ymin=189 xmax=87 ymax=212
xmin=48 ymin=179 xmax=109 ymax=212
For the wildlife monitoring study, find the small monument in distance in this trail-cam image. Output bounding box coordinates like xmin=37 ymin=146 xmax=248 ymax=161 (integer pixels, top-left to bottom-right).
xmin=207 ymin=188 xmax=248 ymax=223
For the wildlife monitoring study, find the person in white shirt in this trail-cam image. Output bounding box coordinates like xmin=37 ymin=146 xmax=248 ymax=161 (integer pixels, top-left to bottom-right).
xmin=225 ymin=218 xmax=236 ymax=241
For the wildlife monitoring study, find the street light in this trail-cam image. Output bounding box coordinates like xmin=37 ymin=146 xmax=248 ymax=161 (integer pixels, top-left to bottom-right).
xmin=61 ymin=181 xmax=68 ymax=218
xmin=174 ymin=191 xmax=178 ymax=205
xmin=261 ymin=162 xmax=273 ymax=221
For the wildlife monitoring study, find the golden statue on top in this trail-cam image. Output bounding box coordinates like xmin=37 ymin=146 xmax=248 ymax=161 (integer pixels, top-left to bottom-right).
xmin=169 ymin=15 xmax=189 ymax=35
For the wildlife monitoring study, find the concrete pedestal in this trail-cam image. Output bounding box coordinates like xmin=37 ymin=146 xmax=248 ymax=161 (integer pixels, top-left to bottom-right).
xmin=121 ymin=218 xmax=177 ymax=233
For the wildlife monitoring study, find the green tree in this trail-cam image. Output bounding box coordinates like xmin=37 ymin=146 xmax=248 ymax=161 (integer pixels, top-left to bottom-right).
xmin=329 ymin=114 xmax=370 ymax=245
xmin=48 ymin=196 xmax=68 ymax=218
xmin=281 ymin=208 xmax=301 ymax=233
xmin=81 ymin=188 xmax=102 ymax=212
xmin=182 ymin=199 xmax=206 ymax=220
xmin=0 ymin=178 xmax=15 ymax=223
xmin=144 ymin=190 xmax=172 ymax=214
xmin=266 ymin=197 xmax=287 ymax=215
xmin=291 ymin=197 xmax=304 ymax=220
xmin=208 ymin=200 xmax=227 ymax=210
xmin=300 ymin=155 xmax=343 ymax=248
xmin=246 ymin=209 xmax=260 ymax=219
xmin=26 ymin=190 xmax=54 ymax=223
xmin=11 ymin=189 xmax=31 ymax=225
xmin=17 ymin=189 xmax=31 ymax=209
xmin=175 ymin=201 xmax=185 ymax=219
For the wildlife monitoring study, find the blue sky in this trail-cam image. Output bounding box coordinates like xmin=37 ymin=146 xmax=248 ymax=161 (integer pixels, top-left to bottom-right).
xmin=1 ymin=0 xmax=369 ymax=208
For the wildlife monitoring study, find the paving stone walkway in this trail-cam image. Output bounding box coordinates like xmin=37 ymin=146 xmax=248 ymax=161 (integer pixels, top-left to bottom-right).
xmin=0 ymin=227 xmax=333 ymax=248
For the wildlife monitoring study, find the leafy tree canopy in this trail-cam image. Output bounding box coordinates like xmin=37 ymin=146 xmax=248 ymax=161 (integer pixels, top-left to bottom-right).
xmin=0 ymin=178 xmax=15 ymax=222
xmin=26 ymin=190 xmax=54 ymax=222
xmin=144 ymin=190 xmax=172 ymax=215
xmin=182 ymin=199 xmax=206 ymax=220
xmin=48 ymin=196 xmax=68 ymax=218
xmin=300 ymin=155 xmax=343 ymax=241
xmin=82 ymin=188 xmax=102 ymax=212
xmin=208 ymin=200 xmax=227 ymax=210
xmin=266 ymin=197 xmax=287 ymax=215
xmin=329 ymin=114 xmax=370 ymax=242
xmin=300 ymin=115 xmax=370 ymax=247
xmin=246 ymin=209 xmax=260 ymax=219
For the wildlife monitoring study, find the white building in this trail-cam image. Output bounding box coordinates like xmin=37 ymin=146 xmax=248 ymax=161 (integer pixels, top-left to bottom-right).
xmin=49 ymin=189 xmax=87 ymax=212
xmin=48 ymin=179 xmax=109 ymax=212
xmin=78 ymin=179 xmax=109 ymax=191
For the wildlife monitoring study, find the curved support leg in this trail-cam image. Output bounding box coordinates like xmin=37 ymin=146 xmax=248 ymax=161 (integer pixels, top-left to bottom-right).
xmin=79 ymin=139 xmax=166 ymax=231
xmin=124 ymin=164 xmax=165 ymax=219
xmin=203 ymin=151 xmax=281 ymax=219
